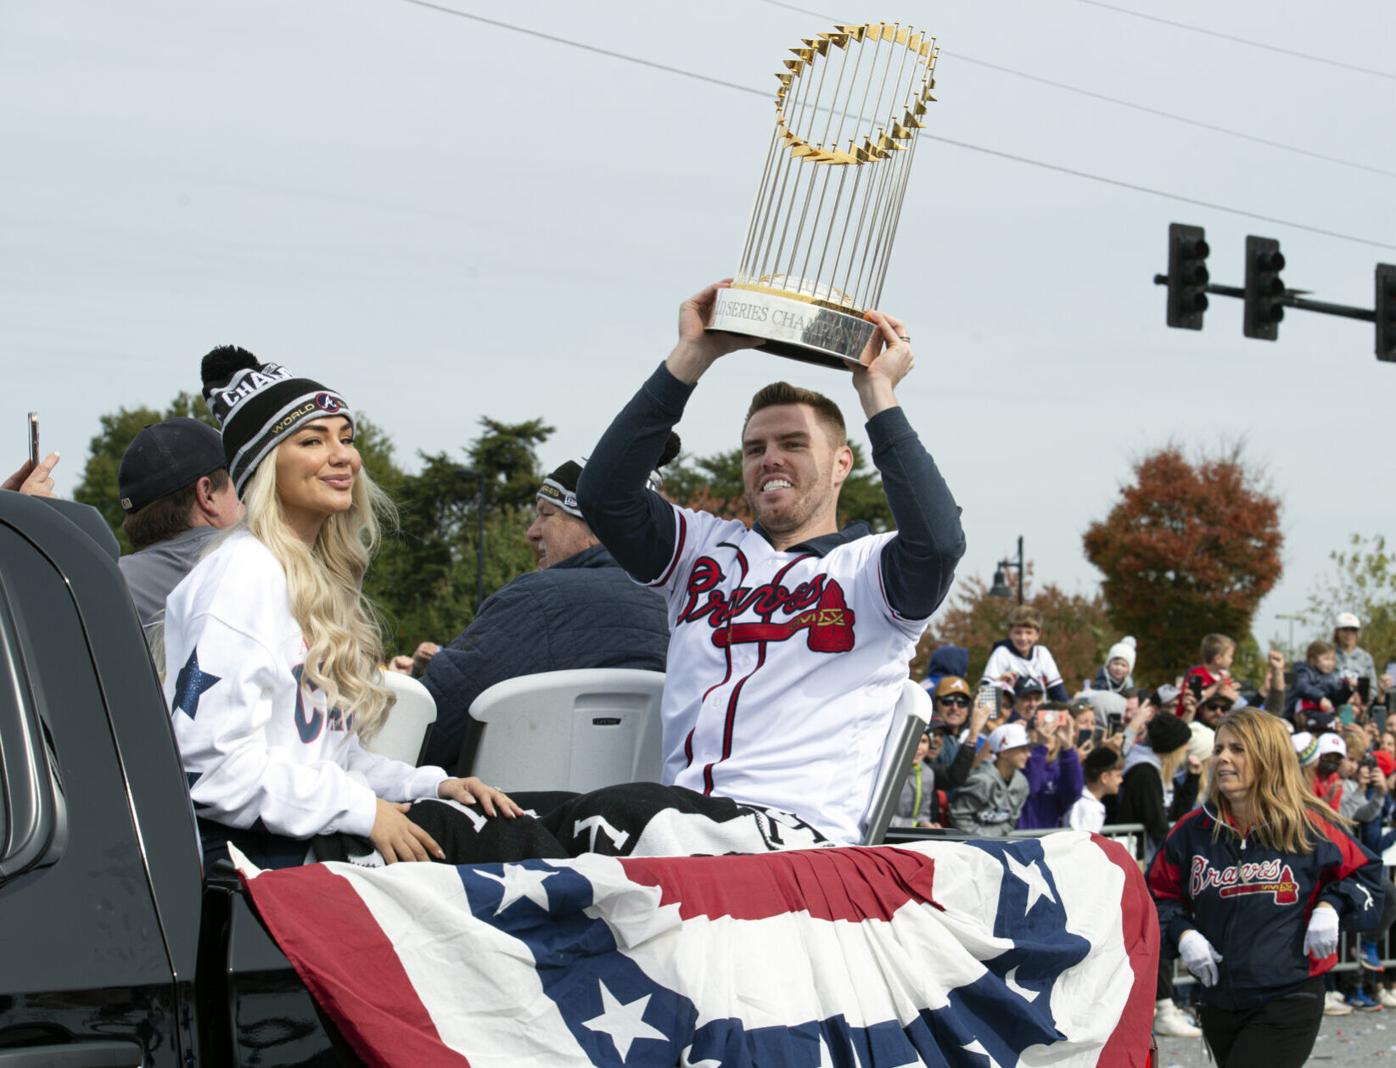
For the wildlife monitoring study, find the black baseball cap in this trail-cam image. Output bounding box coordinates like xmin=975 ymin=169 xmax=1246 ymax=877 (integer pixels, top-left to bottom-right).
xmin=1013 ymin=677 xmax=1046 ymax=698
xmin=118 ymin=418 xmax=228 ymax=513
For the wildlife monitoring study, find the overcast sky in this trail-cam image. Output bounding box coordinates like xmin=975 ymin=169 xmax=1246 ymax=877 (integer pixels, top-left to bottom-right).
xmin=4 ymin=0 xmax=1393 ymax=662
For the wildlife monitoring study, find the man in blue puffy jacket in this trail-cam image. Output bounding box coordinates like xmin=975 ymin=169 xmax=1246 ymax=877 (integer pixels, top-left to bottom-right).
xmin=419 ymin=455 xmax=670 ymax=772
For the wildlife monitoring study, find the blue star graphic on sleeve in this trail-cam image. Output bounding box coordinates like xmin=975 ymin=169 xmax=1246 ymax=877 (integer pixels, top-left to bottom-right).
xmin=173 ymin=649 xmax=222 ymax=719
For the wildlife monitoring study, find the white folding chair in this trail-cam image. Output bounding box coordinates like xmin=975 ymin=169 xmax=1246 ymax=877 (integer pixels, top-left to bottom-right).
xmin=464 ymin=669 xmax=666 ymax=793
xmin=860 ymin=679 xmax=934 ymax=845
xmin=363 ymin=672 xmax=439 ymax=765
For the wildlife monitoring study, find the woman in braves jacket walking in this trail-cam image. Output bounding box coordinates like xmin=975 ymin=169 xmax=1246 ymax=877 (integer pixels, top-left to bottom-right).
xmin=1148 ymin=707 xmax=1385 ymax=1066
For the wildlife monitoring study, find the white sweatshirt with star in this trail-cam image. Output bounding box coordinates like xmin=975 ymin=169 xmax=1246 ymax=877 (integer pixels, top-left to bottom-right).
xmin=162 ymin=530 xmax=446 ymax=839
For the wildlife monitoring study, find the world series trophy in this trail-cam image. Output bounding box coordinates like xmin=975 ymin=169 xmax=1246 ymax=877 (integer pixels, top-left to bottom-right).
xmin=708 ymin=23 xmax=939 ymax=369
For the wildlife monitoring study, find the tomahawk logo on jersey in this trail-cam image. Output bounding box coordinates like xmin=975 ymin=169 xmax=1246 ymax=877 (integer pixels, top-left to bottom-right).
xmin=648 ymin=505 xmax=929 ymax=845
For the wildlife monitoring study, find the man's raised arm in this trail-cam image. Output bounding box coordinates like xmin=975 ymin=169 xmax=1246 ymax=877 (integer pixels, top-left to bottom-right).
xmin=577 ymin=281 xmax=758 ymax=584
xmin=851 ymin=311 xmax=966 ymax=620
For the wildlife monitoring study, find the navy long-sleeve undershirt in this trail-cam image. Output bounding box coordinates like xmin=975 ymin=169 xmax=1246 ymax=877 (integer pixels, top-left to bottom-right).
xmin=576 ymin=363 xmax=965 ymax=620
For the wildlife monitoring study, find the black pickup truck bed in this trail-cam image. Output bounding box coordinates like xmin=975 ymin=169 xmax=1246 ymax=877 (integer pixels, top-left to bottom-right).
xmin=0 ymin=491 xmax=343 ymax=1066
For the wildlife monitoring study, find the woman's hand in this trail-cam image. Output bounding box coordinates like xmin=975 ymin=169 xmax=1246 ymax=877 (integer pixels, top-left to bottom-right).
xmin=437 ymin=777 xmax=525 ymax=819
xmin=1178 ymin=929 xmax=1223 ymax=987
xmin=369 ymin=799 xmax=444 ymax=863
xmin=1303 ymin=903 xmax=1340 ymax=959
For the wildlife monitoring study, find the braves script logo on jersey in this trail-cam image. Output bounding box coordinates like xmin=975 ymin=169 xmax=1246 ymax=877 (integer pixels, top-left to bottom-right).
xmin=1189 ymin=855 xmax=1300 ymax=905
xmin=676 ymin=556 xmax=856 ymax=652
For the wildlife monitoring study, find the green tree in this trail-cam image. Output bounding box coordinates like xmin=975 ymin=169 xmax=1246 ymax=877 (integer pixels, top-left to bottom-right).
xmin=1302 ymin=534 xmax=1396 ymax=668
xmin=72 ymin=392 xmax=213 ymax=552
xmin=373 ymin=418 xmax=553 ymax=652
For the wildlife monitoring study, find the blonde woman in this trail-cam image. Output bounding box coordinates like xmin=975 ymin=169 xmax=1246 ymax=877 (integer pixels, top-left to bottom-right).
xmin=164 ymin=347 xmax=520 ymax=869
xmin=1148 ymin=708 xmax=1384 ymax=1066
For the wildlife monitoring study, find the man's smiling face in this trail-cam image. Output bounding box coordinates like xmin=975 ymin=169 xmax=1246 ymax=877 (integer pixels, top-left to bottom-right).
xmin=741 ymin=402 xmax=850 ymax=543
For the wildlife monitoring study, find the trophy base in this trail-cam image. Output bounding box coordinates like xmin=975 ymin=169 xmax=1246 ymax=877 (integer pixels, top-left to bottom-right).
xmin=708 ymin=288 xmax=875 ymax=371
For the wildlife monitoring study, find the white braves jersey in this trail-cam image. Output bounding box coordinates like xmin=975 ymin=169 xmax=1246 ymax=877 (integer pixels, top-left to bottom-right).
xmin=649 ymin=505 xmax=930 ymax=845
xmin=981 ymin=641 xmax=1064 ymax=695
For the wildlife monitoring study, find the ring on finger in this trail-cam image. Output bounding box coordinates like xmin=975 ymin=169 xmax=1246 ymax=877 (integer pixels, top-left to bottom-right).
xmin=898 ymin=334 xmax=911 ymax=342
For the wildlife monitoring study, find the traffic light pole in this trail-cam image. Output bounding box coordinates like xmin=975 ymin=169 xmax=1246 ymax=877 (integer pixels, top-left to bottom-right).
xmin=1155 ymin=223 xmax=1394 ymax=360
xmin=1152 ymin=276 xmax=1378 ymax=324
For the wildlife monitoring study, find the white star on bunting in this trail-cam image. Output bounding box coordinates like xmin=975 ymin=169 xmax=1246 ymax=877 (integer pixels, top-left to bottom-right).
xmin=473 ymin=863 xmax=555 ymax=916
xmin=581 ymin=981 xmax=666 ymax=1062
xmin=1005 ymin=964 xmax=1042 ymax=1003
xmin=962 ymin=1038 xmax=1003 ymax=1067
xmin=1004 ymin=853 xmax=1057 ymax=914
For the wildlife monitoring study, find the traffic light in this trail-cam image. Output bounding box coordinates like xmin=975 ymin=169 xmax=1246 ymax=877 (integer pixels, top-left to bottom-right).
xmin=1165 ymin=223 xmax=1210 ymax=329
xmin=1378 ymin=264 xmax=1396 ymax=362
xmin=1243 ymin=235 xmax=1286 ymax=340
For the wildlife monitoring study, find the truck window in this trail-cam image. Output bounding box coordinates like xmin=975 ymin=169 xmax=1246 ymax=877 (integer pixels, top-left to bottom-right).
xmin=0 ymin=571 xmax=65 ymax=882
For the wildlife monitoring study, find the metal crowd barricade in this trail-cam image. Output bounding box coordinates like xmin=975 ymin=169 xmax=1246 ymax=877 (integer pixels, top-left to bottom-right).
xmin=882 ymin=823 xmax=1148 ymax=860
xmin=882 ymin=822 xmax=1396 ymax=987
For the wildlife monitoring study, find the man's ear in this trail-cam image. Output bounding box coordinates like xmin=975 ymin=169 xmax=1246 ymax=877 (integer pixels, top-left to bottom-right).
xmin=831 ymin=443 xmax=854 ymax=486
xmin=192 ymin=475 xmax=218 ymax=518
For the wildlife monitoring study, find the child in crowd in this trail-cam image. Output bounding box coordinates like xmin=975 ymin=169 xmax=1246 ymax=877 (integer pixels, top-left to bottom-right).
xmin=1092 ymin=636 xmax=1137 ymax=694
xmin=949 ymin=723 xmax=1032 ymax=836
xmin=1177 ymin=633 xmax=1236 ymax=715
xmin=1065 ymin=747 xmax=1123 ymax=832
xmin=890 ymin=727 xmax=939 ymax=829
xmin=980 ymin=606 xmax=1070 ymax=701
xmin=1287 ymin=640 xmax=1348 ymax=732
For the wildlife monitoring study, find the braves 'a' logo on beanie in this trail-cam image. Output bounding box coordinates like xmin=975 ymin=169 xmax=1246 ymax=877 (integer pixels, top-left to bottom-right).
xmin=314 ymin=392 xmax=342 ymax=413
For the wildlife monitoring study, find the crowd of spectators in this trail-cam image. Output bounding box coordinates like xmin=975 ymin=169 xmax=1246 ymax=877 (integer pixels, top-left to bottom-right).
xmin=897 ymin=610 xmax=1396 ymax=1036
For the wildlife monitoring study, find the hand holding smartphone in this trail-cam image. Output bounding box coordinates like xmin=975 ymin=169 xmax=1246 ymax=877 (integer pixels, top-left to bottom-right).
xmin=28 ymin=412 xmax=39 ymax=465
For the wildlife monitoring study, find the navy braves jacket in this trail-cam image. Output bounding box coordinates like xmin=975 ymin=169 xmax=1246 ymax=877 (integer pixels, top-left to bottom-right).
xmin=1148 ymin=804 xmax=1384 ymax=1010
xmin=420 ymin=545 xmax=669 ymax=772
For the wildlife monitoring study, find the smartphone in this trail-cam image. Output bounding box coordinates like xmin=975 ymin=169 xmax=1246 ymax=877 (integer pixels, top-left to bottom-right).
xmin=27 ymin=411 xmax=39 ymax=465
xmin=1106 ymin=711 xmax=1124 ymax=736
xmin=974 ymin=682 xmax=1000 ymax=719
xmin=1189 ymin=675 xmax=1203 ymax=700
xmin=1358 ymin=676 xmax=1372 ymax=703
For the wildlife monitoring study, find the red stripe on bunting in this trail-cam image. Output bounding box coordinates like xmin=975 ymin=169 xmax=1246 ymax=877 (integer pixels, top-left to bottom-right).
xmin=240 ymin=863 xmax=470 ymax=1068
xmin=1091 ymin=833 xmax=1160 ymax=1067
xmin=620 ymin=845 xmax=939 ymax=922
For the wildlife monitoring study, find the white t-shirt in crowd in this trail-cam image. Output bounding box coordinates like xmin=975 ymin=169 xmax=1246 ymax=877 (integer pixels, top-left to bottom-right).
xmin=1065 ymin=791 xmax=1106 ymax=832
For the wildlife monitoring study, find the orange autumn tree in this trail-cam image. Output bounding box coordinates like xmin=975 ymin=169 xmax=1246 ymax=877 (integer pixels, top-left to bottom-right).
xmin=1082 ymin=444 xmax=1283 ymax=678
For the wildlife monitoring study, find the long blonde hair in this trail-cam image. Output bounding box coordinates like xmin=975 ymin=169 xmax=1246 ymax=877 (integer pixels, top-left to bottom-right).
xmin=1208 ymin=707 xmax=1348 ymax=853
xmin=242 ymin=443 xmax=397 ymax=740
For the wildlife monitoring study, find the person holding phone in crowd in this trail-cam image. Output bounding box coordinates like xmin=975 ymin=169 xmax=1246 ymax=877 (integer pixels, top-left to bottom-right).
xmin=4 ymin=411 xmax=60 ymax=497
xmin=1016 ymin=704 xmax=1085 ymax=830
xmin=1149 ymin=708 xmax=1384 ymax=1065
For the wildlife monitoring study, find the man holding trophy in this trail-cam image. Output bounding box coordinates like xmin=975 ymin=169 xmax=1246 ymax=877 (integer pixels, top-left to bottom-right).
xmin=575 ymin=279 xmax=964 ymax=846
xmin=398 ymin=21 xmax=961 ymax=858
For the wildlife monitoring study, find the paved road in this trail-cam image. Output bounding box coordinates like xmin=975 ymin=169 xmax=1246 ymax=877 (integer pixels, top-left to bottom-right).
xmin=1156 ymin=1008 xmax=1396 ymax=1065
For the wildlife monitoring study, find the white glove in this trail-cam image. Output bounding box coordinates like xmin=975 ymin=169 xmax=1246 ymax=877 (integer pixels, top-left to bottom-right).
xmin=1303 ymin=904 xmax=1340 ymax=959
xmin=1178 ymin=929 xmax=1223 ymax=987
